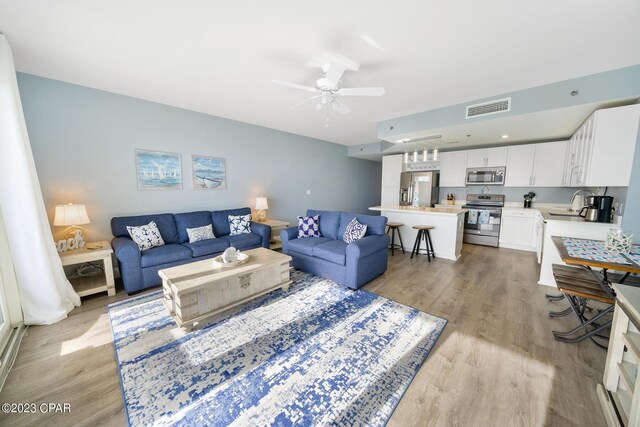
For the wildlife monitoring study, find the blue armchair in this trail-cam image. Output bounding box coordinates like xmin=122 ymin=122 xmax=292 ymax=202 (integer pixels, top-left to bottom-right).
xmin=281 ymin=210 xmax=390 ymax=289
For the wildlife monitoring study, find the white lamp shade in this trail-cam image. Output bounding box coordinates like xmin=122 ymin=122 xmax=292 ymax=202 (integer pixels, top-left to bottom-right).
xmin=255 ymin=197 xmax=269 ymax=210
xmin=53 ymin=203 xmax=90 ymax=226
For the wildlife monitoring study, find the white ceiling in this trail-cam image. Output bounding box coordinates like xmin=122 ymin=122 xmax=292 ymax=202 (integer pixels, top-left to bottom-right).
xmin=1 ymin=1 xmax=639 ymax=146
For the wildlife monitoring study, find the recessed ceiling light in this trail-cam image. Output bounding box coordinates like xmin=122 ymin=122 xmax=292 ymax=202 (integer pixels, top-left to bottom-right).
xmin=501 ymin=134 xmax=509 ymax=139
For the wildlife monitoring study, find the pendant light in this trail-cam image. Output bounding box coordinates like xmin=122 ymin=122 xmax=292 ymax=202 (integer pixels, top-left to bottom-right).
xmin=433 ymin=147 xmax=438 ymax=161
xmin=404 ymin=151 xmax=409 ymax=164
xmin=422 ymin=148 xmax=427 ymax=162
xmin=413 ymin=150 xmax=418 ymax=163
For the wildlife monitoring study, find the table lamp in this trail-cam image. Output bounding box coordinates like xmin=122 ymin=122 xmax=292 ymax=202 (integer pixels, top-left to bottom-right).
xmin=255 ymin=196 xmax=269 ymax=222
xmin=54 ymin=203 xmax=90 ymax=252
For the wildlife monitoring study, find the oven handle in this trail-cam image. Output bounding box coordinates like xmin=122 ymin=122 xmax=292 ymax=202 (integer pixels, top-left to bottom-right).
xmin=463 ymin=207 xmax=503 ymax=214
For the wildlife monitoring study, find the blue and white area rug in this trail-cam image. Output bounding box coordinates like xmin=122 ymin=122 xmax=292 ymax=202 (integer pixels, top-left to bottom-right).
xmin=108 ymin=271 xmax=447 ymax=426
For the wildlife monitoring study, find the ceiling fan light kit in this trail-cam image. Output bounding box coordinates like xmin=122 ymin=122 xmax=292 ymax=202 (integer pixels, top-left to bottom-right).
xmin=271 ymin=58 xmax=385 ymax=116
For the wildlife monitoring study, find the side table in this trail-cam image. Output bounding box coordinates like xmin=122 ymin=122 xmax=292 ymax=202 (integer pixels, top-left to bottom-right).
xmin=59 ymin=240 xmax=116 ymax=297
xmin=263 ymin=219 xmax=290 ymax=250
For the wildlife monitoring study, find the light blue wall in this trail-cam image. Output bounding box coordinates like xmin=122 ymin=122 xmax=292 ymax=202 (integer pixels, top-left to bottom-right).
xmin=622 ymin=126 xmax=640 ymax=242
xmin=17 ymin=73 xmax=382 ymax=241
xmin=378 ymin=65 xmax=640 ymax=141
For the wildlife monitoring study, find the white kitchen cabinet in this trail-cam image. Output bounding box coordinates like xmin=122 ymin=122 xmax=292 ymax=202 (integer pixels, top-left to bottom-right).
xmin=466 ymin=149 xmax=487 ymax=168
xmin=499 ymin=209 xmax=536 ymax=252
xmin=534 ymin=211 xmax=545 ymax=263
xmin=505 ymin=144 xmax=535 ymax=186
xmin=466 ymin=147 xmax=507 ymax=167
xmin=486 ymin=147 xmax=508 ymax=167
xmin=567 ymin=104 xmax=640 ymax=187
xmin=505 ymin=141 xmax=567 ymax=187
xmin=382 ymin=154 xmax=403 ymax=187
xmin=439 ymin=151 xmax=468 ymax=187
xmin=532 ymin=141 xmax=567 ymax=187
xmin=381 ymin=186 xmax=400 ymax=205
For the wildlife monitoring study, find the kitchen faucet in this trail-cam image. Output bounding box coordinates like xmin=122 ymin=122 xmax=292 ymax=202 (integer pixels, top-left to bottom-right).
xmin=569 ymin=189 xmax=594 ymax=212
xmin=570 ymin=189 xmax=594 ymax=202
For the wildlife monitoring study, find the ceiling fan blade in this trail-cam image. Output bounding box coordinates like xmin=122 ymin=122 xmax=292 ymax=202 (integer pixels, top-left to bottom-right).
xmin=270 ymin=80 xmax=318 ymax=93
xmin=336 ymin=87 xmax=386 ymax=97
xmin=332 ymin=99 xmax=351 ymax=115
xmin=325 ymin=61 xmax=347 ymax=85
xmin=290 ymin=95 xmax=320 ymax=110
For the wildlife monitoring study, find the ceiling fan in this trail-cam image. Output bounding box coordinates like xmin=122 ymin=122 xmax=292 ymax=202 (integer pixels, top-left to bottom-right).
xmin=271 ymin=60 xmax=385 ymax=115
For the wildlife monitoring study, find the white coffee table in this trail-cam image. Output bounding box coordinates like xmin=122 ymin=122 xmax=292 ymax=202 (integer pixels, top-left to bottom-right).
xmin=159 ymin=247 xmax=292 ymax=327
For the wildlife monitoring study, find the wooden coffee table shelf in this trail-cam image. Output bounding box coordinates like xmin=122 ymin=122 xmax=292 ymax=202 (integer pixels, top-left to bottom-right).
xmin=159 ymin=247 xmax=292 ymax=327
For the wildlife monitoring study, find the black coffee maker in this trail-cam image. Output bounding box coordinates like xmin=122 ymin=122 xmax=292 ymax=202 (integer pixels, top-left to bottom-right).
xmin=523 ymin=192 xmax=536 ymax=208
xmin=598 ymin=196 xmax=614 ymax=223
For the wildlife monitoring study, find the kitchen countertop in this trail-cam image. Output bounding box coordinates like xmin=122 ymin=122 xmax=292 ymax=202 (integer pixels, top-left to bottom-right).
xmin=435 ymin=202 xmax=621 ymax=225
xmin=369 ymin=206 xmax=467 ymax=216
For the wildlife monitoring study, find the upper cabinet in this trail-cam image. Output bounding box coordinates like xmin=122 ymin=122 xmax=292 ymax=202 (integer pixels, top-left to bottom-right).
xmin=381 ymin=154 xmax=403 ymax=205
xmin=466 ymin=147 xmax=507 ymax=168
xmin=381 ymin=154 xmax=403 ymax=187
xmin=533 ymin=141 xmax=567 ymax=187
xmin=567 ymin=104 xmax=640 ymax=187
xmin=505 ymin=141 xmax=567 ymax=187
xmin=439 ymin=151 xmax=468 ymax=187
xmin=505 ymin=145 xmax=536 ymax=186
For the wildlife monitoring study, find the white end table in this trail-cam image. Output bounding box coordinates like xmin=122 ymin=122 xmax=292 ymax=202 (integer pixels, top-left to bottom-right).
xmin=59 ymin=240 xmax=116 ymax=297
xmin=262 ymin=219 xmax=290 ymax=250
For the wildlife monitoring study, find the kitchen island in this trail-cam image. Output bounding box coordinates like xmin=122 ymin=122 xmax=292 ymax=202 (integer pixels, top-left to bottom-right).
xmin=369 ymin=206 xmax=467 ymax=261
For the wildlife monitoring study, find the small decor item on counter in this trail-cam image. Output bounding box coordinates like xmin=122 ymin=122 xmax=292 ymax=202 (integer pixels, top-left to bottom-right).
xmin=605 ymin=229 xmax=633 ymax=254
xmin=523 ymin=192 xmax=536 ymax=208
xmin=446 ymin=193 xmax=455 ymax=205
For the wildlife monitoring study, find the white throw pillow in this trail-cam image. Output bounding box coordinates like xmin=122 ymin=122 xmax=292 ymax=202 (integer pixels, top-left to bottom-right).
xmin=228 ymin=214 xmax=252 ymax=235
xmin=186 ymin=224 xmax=215 ymax=243
xmin=343 ymin=218 xmax=368 ymax=244
xmin=126 ymin=221 xmax=165 ymax=251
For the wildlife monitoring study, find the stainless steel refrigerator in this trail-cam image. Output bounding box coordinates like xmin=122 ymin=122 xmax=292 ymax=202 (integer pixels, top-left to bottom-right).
xmin=399 ymin=171 xmax=440 ymax=207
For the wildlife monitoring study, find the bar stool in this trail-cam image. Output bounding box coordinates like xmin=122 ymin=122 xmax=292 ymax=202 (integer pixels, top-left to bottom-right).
xmin=411 ymin=225 xmax=435 ymax=261
xmin=386 ymin=222 xmax=404 ymax=256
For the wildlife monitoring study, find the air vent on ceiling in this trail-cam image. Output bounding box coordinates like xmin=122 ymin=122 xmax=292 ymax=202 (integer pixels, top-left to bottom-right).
xmin=466 ymin=97 xmax=511 ymax=118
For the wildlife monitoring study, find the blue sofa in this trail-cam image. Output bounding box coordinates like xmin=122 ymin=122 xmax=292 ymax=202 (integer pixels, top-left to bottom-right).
xmin=281 ymin=210 xmax=390 ymax=289
xmin=111 ymin=207 xmax=270 ymax=293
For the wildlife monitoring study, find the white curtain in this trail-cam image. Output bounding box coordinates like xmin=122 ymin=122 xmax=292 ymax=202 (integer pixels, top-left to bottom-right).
xmin=0 ymin=34 xmax=80 ymax=325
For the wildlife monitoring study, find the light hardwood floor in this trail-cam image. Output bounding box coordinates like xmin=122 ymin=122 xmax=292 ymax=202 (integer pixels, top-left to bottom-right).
xmin=0 ymin=244 xmax=607 ymax=426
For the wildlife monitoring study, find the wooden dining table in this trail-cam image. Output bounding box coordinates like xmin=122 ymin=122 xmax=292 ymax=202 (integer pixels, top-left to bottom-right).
xmin=551 ymin=236 xmax=640 ymax=286
xmin=548 ymin=236 xmax=640 ymax=348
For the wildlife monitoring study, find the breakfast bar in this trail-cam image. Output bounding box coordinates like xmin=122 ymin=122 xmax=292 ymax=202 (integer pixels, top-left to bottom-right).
xmin=369 ymin=205 xmax=467 ymax=261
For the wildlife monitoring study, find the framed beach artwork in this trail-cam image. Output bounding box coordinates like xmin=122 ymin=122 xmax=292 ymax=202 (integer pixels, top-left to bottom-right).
xmin=135 ymin=149 xmax=183 ymax=190
xmin=192 ymin=155 xmax=226 ymax=190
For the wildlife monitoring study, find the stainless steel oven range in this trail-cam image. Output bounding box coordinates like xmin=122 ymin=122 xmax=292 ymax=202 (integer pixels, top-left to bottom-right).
xmin=463 ymin=194 xmax=505 ymax=247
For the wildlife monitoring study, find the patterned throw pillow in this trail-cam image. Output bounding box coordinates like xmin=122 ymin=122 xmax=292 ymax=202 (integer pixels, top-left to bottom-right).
xmin=228 ymin=214 xmax=252 ymax=235
xmin=186 ymin=224 xmax=215 ymax=243
xmin=297 ymin=215 xmax=321 ymax=238
xmin=343 ymin=218 xmax=368 ymax=244
xmin=126 ymin=221 xmax=165 ymax=251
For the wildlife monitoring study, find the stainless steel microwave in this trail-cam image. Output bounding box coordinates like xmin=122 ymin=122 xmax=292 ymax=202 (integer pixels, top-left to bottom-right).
xmin=466 ymin=167 xmax=506 ymax=186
